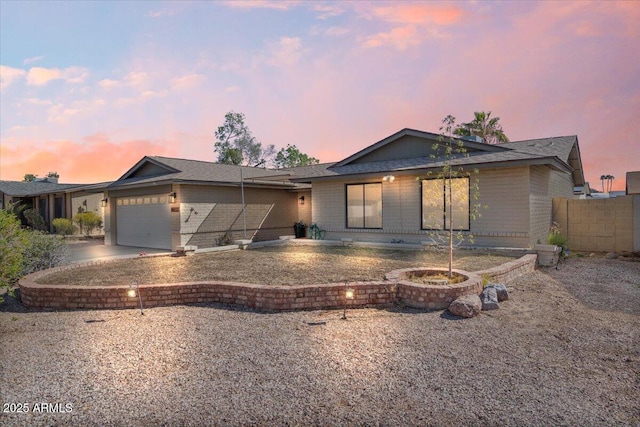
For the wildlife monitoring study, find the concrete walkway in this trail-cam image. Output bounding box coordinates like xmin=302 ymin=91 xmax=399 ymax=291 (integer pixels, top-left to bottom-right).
xmin=68 ymin=239 xmax=172 ymax=263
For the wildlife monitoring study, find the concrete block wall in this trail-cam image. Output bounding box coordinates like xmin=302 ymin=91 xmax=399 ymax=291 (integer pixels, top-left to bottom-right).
xmin=553 ymin=196 xmax=636 ymax=252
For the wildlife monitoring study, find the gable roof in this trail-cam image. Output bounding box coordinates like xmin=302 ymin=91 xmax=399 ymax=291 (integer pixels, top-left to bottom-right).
xmin=109 ymin=156 xmax=310 ymax=190
xmin=290 ymin=130 xmax=584 ymax=186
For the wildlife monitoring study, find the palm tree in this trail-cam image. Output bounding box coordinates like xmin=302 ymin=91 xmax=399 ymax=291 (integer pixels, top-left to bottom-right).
xmin=453 ymin=111 xmax=509 ymax=144
xmin=600 ymin=174 xmax=606 ymax=193
xmin=607 ymin=175 xmax=615 ymax=193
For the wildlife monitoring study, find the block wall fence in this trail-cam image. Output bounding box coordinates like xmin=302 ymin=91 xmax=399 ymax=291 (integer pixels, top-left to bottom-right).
xmin=552 ymin=196 xmax=639 ymax=253
xmin=20 ymin=254 xmax=537 ymax=311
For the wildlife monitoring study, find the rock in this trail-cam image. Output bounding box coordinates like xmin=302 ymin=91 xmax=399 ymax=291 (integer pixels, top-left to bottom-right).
xmin=606 ymin=252 xmax=618 ymax=259
xmin=486 ymin=283 xmax=509 ymax=301
xmin=480 ymin=287 xmax=499 ymax=310
xmin=448 ymin=295 xmax=482 ymax=318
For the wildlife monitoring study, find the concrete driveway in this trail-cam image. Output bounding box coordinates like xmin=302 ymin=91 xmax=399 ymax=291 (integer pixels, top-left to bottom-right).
xmin=68 ymin=239 xmax=172 ymax=263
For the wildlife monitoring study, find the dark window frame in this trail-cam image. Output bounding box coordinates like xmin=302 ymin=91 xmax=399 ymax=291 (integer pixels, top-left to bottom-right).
xmin=345 ymin=182 xmax=383 ymax=229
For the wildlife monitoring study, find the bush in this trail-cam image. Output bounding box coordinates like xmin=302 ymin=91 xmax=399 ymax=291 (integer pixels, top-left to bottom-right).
xmin=0 ymin=211 xmax=26 ymax=299
xmin=52 ymin=218 xmax=76 ymax=236
xmin=73 ymin=211 xmax=103 ymax=236
xmin=20 ymin=231 xmax=69 ymax=276
xmin=23 ymin=208 xmax=47 ymax=231
xmin=0 ymin=210 xmax=69 ymax=303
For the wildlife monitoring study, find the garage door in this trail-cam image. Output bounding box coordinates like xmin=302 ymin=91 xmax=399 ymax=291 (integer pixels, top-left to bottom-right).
xmin=116 ymin=195 xmax=171 ymax=249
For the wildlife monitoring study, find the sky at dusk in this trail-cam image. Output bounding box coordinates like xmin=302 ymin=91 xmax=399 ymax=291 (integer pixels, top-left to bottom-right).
xmin=1 ymin=0 xmax=638 ymax=191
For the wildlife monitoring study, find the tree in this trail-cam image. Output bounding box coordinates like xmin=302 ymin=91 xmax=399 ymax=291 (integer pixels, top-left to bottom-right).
xmin=454 ymin=111 xmax=509 ymax=144
xmin=422 ymin=115 xmax=484 ymax=278
xmin=23 ymin=174 xmax=37 ymax=182
xmin=274 ymin=144 xmax=320 ymax=169
xmin=214 ymin=112 xmax=275 ymax=166
xmin=600 ymin=174 xmax=606 ymax=193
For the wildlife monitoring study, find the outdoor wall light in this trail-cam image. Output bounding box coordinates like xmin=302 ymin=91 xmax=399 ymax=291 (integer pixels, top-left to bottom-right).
xmin=383 ymin=175 xmax=395 ymax=183
xmin=168 ymin=192 xmax=177 ymax=203
xmin=299 ymin=195 xmax=305 ymax=205
xmin=101 ymin=197 xmax=108 ymax=207
xmin=128 ymin=280 xmax=144 ymax=315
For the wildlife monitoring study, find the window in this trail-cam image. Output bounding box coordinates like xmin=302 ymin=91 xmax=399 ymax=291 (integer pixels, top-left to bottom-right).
xmin=421 ymin=177 xmax=470 ymax=230
xmin=346 ymin=183 xmax=382 ymax=228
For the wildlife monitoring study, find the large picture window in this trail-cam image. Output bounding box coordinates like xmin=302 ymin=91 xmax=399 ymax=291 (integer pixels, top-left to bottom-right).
xmin=421 ymin=177 xmax=470 ymax=230
xmin=346 ymin=183 xmax=382 ymax=228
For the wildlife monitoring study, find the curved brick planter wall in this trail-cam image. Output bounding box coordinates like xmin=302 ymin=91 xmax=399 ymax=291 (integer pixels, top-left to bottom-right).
xmin=19 ymin=254 xmax=537 ymax=311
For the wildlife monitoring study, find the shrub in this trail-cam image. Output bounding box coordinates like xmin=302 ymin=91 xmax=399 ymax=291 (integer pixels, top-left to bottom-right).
xmin=52 ymin=218 xmax=76 ymax=236
xmin=0 ymin=211 xmax=27 ymax=300
xmin=547 ymin=221 xmax=568 ymax=250
xmin=73 ymin=211 xmax=103 ymax=236
xmin=20 ymin=231 xmax=69 ymax=276
xmin=23 ymin=208 xmax=47 ymax=231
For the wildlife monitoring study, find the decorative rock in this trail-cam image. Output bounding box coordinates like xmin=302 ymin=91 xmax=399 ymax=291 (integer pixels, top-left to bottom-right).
xmin=448 ymin=295 xmax=482 ymax=318
xmin=480 ymin=287 xmax=499 ymax=310
xmin=606 ymin=252 xmax=618 ymax=259
xmin=486 ymin=283 xmax=509 ymax=301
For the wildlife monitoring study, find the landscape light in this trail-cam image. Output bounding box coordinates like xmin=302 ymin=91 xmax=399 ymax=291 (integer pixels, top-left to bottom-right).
xmin=128 ymin=281 xmax=144 ymax=315
xmin=342 ymin=284 xmax=355 ymax=320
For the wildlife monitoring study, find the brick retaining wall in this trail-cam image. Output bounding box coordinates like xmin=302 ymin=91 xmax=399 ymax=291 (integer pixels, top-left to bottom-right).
xmin=19 ymin=254 xmax=536 ymax=311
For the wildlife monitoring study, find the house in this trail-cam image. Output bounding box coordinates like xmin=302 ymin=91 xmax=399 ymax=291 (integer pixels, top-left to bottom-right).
xmin=102 ymin=156 xmax=311 ymax=250
xmin=626 ymin=171 xmax=640 ymax=195
xmin=291 ymin=128 xmax=585 ymax=249
xmin=0 ymin=178 xmax=109 ymax=233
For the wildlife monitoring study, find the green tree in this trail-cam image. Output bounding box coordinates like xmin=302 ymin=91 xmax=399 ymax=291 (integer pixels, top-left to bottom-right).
xmin=23 ymin=173 xmax=37 ymax=182
xmin=454 ymin=111 xmax=509 ymax=144
xmin=422 ymin=115 xmax=484 ymax=278
xmin=214 ymin=112 xmax=275 ymax=166
xmin=274 ymin=144 xmax=320 ymax=168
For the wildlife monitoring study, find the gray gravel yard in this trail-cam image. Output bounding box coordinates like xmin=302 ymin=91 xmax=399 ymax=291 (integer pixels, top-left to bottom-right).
xmin=1 ymin=260 xmax=639 ymax=426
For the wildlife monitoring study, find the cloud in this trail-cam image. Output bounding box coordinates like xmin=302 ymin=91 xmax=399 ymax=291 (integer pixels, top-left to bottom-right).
xmin=23 ymin=56 xmax=45 ymax=65
xmin=363 ymin=26 xmax=421 ymax=50
xmin=313 ymin=4 xmax=345 ymax=19
xmin=370 ymin=4 xmax=466 ymax=25
xmin=0 ymin=65 xmax=27 ymax=89
xmin=266 ymin=36 xmax=303 ymax=66
xmin=171 ymin=73 xmax=205 ymax=91
xmin=98 ymin=78 xmax=121 ymax=89
xmin=223 ymin=1 xmax=297 ymax=10
xmin=147 ymin=9 xmax=175 ymax=18
xmin=0 ymin=134 xmax=178 ymax=182
xmin=361 ymin=4 xmax=466 ymax=49
xmin=323 ymin=26 xmax=350 ymax=37
xmin=26 ymin=66 xmax=89 ymax=86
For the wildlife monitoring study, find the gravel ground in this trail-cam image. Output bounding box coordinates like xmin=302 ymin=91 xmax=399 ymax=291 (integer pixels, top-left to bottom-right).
xmin=37 ymin=245 xmax=515 ymax=286
xmin=1 ymin=263 xmax=639 ymax=426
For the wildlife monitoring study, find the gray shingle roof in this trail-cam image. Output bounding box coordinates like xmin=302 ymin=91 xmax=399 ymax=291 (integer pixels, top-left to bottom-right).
xmin=0 ymin=181 xmax=84 ymax=197
xmin=108 ymin=156 xmax=310 ymax=189
xmin=290 ymin=134 xmax=580 ymax=181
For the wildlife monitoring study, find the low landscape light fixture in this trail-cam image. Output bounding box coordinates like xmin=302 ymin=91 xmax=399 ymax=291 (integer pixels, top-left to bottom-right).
xmin=299 ymin=195 xmax=305 ymax=205
xmin=101 ymin=197 xmax=108 ymax=207
xmin=128 ymin=280 xmax=144 ymax=315
xmin=342 ymin=283 xmax=355 ymax=320
xmin=383 ymin=175 xmax=395 ymax=183
xmin=168 ymin=192 xmax=177 ymax=203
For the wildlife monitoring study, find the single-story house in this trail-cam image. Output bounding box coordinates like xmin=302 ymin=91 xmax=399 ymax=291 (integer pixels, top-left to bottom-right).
xmin=0 ymin=177 xmax=109 ymax=233
xmin=101 ymin=156 xmax=312 ymax=250
xmin=3 ymin=127 xmax=586 ymax=251
xmin=291 ymin=128 xmax=585 ymax=249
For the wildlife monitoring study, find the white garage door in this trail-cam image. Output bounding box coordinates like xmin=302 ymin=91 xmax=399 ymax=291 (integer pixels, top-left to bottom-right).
xmin=116 ymin=195 xmax=172 ymax=249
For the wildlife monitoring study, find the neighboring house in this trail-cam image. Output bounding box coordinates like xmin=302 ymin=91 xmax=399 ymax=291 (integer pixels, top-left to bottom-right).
xmin=0 ymin=178 xmax=109 ymax=233
xmin=102 ymin=156 xmax=311 ymax=250
xmin=626 ymin=171 xmax=640 ymax=195
xmin=291 ymin=128 xmax=585 ymax=249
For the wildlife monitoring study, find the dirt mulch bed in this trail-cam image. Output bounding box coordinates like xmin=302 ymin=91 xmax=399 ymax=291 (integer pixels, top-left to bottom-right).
xmin=36 ymin=245 xmax=515 ymax=287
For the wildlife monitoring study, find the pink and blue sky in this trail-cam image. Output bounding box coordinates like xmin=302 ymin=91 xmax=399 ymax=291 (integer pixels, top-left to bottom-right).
xmin=1 ymin=1 xmax=638 ymax=190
